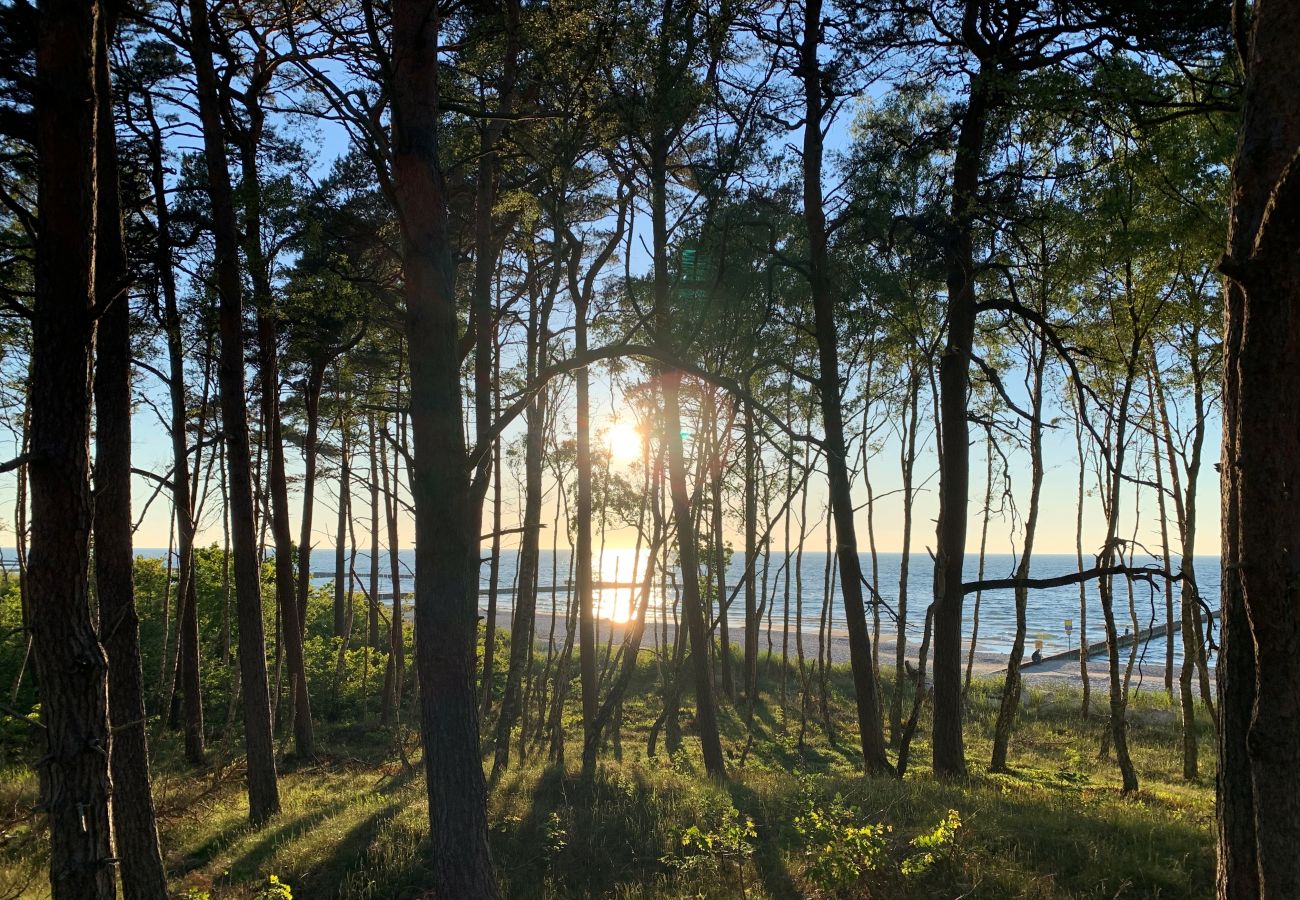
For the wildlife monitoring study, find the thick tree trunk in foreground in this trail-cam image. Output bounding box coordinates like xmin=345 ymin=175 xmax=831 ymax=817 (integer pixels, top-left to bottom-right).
xmin=93 ymin=5 xmax=168 ymax=895
xmin=188 ymin=0 xmax=280 ymax=823
xmin=1219 ymin=2 xmax=1300 ymax=895
xmin=390 ymin=0 xmax=499 ymax=892
xmin=30 ymin=0 xmax=116 ymax=894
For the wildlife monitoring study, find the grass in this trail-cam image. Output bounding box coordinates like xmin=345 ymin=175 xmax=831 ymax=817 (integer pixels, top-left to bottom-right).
xmin=0 ymin=657 xmax=1216 ymax=898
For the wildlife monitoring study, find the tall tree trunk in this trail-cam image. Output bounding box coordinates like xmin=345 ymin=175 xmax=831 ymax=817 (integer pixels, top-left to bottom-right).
xmin=146 ymin=90 xmax=205 ymax=765
xmin=368 ymin=414 xmax=381 ymax=654
xmin=297 ymin=359 xmax=326 ymax=632
xmin=1152 ymin=341 xmax=1203 ymax=779
xmin=390 ymin=0 xmax=499 ymax=890
xmin=644 ymin=96 xmax=727 ymax=774
xmin=1073 ymin=398 xmax=1090 ymax=716
xmin=989 ymin=335 xmax=1046 ymax=772
xmin=491 ymin=349 xmax=546 ymax=781
xmin=380 ymin=406 xmax=405 ymax=726
xmin=247 ymin=177 xmax=314 ymax=757
xmin=1096 ymin=363 xmax=1142 ymax=795
xmin=30 ymin=0 xmax=115 ymax=892
xmin=576 ymin=294 xmax=598 ymax=778
xmin=800 ymin=0 xmax=890 ymax=774
xmin=1218 ymin=2 xmax=1300 ymax=893
xmin=93 ymin=5 xmax=169 ymax=894
xmin=480 ymin=387 xmax=502 ymax=719
xmin=661 ymin=371 xmax=726 ymax=776
xmin=932 ymin=67 xmax=993 ymax=779
xmin=964 ymin=425 xmax=994 ymax=696
xmin=188 ymin=0 xmax=280 ymax=823
xmin=335 ymin=421 xmax=351 ymax=639
xmin=1147 ymin=375 xmax=1175 ymax=699
xmin=743 ymin=404 xmax=759 ymax=706
xmin=891 ymin=366 xmax=920 ymax=743
xmin=711 ymin=401 xmax=733 ymax=700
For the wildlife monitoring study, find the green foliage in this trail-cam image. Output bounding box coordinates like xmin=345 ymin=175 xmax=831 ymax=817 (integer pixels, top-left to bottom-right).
xmin=900 ymin=809 xmax=963 ymax=877
xmin=256 ymin=874 xmax=294 ymax=899
xmin=664 ymin=791 xmax=756 ymax=892
xmin=792 ymin=782 xmax=889 ymax=892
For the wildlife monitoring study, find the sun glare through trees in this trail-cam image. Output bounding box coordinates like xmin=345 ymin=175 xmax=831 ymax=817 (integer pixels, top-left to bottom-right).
xmin=2 ymin=0 xmax=1297 ymax=897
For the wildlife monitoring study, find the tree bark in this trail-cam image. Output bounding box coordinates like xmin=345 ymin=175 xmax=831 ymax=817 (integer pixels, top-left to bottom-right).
xmin=143 ymin=86 xmax=205 ymax=765
xmin=335 ymin=422 xmax=351 ymax=639
xmin=92 ymin=4 xmax=169 ymax=894
xmin=187 ymin=0 xmax=280 ymax=823
xmin=661 ymin=371 xmax=727 ymax=776
xmin=390 ymin=0 xmax=499 ymax=890
xmin=1219 ymin=2 xmax=1300 ymax=894
xmin=576 ymin=286 xmax=598 ymax=779
xmin=240 ymin=121 xmax=316 ymax=757
xmin=30 ymin=0 xmax=116 ymax=892
xmin=989 ymin=333 xmax=1046 ymax=772
xmin=891 ymin=366 xmax=920 ymax=742
xmin=800 ymin=0 xmax=891 ymax=775
xmin=932 ymin=67 xmax=992 ymax=779
xmin=743 ymin=404 xmax=759 ymax=706
xmin=490 ymin=293 xmax=547 ymax=781
xmin=297 ymin=359 xmax=326 ymax=633
xmin=379 ymin=406 xmax=405 ymax=727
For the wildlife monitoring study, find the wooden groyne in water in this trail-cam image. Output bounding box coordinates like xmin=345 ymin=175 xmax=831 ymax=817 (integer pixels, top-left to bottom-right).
xmin=1021 ymin=607 xmax=1218 ymax=669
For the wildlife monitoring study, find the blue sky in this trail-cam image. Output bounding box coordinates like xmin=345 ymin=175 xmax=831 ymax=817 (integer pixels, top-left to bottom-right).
xmin=0 ymin=46 xmax=1224 ymax=562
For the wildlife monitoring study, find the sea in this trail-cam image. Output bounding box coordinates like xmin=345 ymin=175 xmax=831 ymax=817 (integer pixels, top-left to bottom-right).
xmin=6 ymin=547 xmax=1214 ymax=666
xmin=265 ymin=548 xmax=1222 ymax=665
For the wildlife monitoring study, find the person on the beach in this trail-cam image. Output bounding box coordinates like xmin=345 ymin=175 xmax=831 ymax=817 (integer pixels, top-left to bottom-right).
xmin=1031 ymin=648 xmax=1043 ymax=665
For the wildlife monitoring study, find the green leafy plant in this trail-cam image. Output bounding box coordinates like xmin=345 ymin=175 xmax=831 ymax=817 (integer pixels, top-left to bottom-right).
xmin=256 ymin=874 xmax=293 ymax=900
xmin=901 ymin=809 xmax=963 ymax=876
xmin=544 ymin=809 xmax=569 ymax=860
xmin=665 ymin=795 xmax=756 ymax=895
xmin=793 ymin=791 xmax=890 ymax=892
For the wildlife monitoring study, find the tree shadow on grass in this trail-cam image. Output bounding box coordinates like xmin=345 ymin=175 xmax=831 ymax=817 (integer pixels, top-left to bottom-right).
xmin=293 ymin=801 xmax=410 ymax=899
xmin=170 ymin=818 xmax=252 ymax=878
xmin=494 ymin=764 xmax=682 ymax=900
xmin=895 ymin=774 xmax=1212 ymax=898
xmin=218 ymin=797 xmax=354 ymax=885
xmin=724 ymin=779 xmax=800 ymax=900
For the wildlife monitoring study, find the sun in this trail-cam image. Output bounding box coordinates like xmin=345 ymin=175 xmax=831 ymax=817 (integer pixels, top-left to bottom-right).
xmin=605 ymin=421 xmax=643 ymax=463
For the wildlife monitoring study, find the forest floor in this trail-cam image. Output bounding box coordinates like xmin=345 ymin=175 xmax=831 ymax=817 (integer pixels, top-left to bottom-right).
xmin=0 ymin=659 xmax=1216 ymax=899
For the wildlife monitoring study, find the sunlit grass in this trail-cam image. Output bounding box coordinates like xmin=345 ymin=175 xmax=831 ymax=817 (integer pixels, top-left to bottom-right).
xmin=0 ymin=650 xmax=1216 ymax=898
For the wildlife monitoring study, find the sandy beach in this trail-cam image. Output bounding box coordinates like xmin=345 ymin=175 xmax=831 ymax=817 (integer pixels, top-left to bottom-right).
xmin=493 ymin=608 xmax=1198 ymax=692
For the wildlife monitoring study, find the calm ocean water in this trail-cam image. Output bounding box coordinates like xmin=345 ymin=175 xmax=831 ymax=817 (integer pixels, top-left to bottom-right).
xmin=296 ymin=548 xmax=1218 ymax=662
xmin=9 ymin=547 xmax=1210 ymax=664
